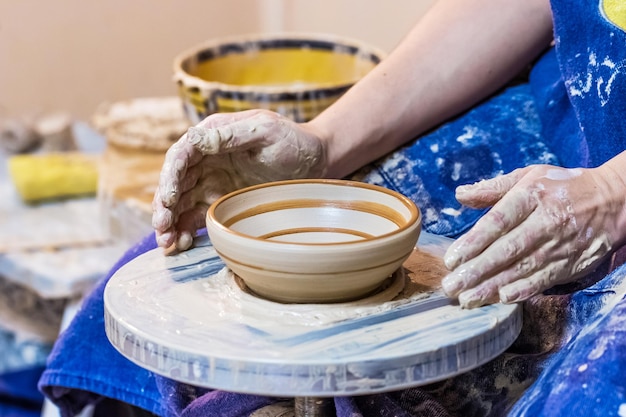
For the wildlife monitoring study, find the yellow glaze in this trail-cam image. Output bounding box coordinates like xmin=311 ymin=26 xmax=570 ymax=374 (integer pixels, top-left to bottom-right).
xmin=173 ymin=34 xmax=386 ymax=123
xmin=602 ymin=0 xmax=626 ymax=31
xmin=192 ymin=49 xmax=372 ymax=86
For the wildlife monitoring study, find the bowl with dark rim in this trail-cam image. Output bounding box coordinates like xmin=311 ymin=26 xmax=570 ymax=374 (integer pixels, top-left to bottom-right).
xmin=174 ymin=33 xmax=386 ymax=124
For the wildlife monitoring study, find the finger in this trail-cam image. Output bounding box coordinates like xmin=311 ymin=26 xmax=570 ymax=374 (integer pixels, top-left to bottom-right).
xmin=189 ymin=110 xmax=281 ymax=155
xmin=457 ymin=283 xmax=500 ymax=309
xmin=444 ymin=187 xmax=538 ymax=270
xmin=454 ymin=240 xmax=551 ymax=307
xmin=155 ymin=229 xmax=176 ymax=249
xmin=443 ymin=212 xmax=554 ymax=296
xmin=455 ymin=167 xmax=530 ymax=208
xmin=158 ymin=138 xmax=204 ymax=208
xmin=175 ymin=231 xmax=194 ymax=252
xmin=160 ymin=162 xmax=215 ymax=218
xmin=441 ymin=254 xmax=504 ymax=300
xmin=174 ymin=203 xmax=210 ymax=251
xmin=152 ymin=202 xmax=175 ymax=232
xmin=172 ymin=168 xmax=238 ymax=216
xmin=171 ymin=161 xmax=205 ymax=197
xmin=499 ymin=259 xmax=568 ymax=303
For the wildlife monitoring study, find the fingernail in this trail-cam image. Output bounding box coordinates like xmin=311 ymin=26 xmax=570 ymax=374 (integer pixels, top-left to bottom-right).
xmin=441 ymin=272 xmax=464 ymax=296
xmin=176 ymin=232 xmax=193 ymax=251
xmin=156 ymin=232 xmax=173 ymax=248
xmin=455 ymin=184 xmax=472 ymax=198
xmin=458 ymin=290 xmax=485 ymax=309
xmin=499 ymin=285 xmax=520 ymax=304
xmin=152 ymin=210 xmax=173 ymax=230
xmin=443 ymin=250 xmax=461 ymax=270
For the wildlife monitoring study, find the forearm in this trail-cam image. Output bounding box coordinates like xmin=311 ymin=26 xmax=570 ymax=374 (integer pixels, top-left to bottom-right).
xmin=309 ymin=0 xmax=554 ymax=178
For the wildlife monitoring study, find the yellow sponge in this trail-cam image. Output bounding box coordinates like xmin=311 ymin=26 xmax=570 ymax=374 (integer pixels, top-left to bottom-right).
xmin=8 ymin=152 xmax=99 ymax=203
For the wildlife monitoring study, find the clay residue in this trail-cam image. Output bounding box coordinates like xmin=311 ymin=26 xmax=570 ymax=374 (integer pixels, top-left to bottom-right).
xmin=402 ymin=247 xmax=448 ymax=292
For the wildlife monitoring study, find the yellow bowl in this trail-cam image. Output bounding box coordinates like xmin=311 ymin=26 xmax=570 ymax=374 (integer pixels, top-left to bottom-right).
xmin=173 ymin=33 xmax=386 ymax=124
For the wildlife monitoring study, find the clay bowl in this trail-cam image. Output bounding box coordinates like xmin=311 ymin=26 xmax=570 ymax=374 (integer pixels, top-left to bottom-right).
xmin=205 ymin=179 xmax=421 ymax=303
xmin=173 ymin=33 xmax=386 ymax=124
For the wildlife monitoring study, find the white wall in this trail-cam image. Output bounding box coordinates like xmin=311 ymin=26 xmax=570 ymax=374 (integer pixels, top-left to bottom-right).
xmin=281 ymin=0 xmax=434 ymax=52
xmin=0 ymin=0 xmax=434 ymax=120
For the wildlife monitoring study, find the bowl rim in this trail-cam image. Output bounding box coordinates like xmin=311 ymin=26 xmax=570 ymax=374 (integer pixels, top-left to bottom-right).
xmin=173 ymin=32 xmax=388 ymax=95
xmin=206 ymin=179 xmax=421 ymax=247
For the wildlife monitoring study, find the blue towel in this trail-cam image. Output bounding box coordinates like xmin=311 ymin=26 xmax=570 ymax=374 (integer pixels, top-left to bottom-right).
xmin=0 ymin=367 xmax=46 ymax=405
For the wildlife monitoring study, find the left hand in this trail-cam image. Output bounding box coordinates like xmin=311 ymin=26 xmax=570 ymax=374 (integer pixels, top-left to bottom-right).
xmin=152 ymin=110 xmax=327 ymax=252
xmin=441 ymin=164 xmax=626 ymax=308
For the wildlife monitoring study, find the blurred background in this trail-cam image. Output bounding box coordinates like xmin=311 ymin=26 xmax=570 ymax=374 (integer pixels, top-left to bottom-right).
xmin=0 ymin=0 xmax=434 ymax=120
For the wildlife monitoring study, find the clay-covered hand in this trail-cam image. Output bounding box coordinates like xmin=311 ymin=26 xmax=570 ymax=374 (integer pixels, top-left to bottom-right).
xmin=152 ymin=109 xmax=327 ymax=252
xmin=441 ymin=164 xmax=626 ymax=308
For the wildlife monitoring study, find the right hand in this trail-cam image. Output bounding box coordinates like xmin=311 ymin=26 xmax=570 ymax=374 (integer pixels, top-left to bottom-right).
xmin=152 ymin=109 xmax=327 ymax=252
xmin=442 ymin=163 xmax=626 ymax=308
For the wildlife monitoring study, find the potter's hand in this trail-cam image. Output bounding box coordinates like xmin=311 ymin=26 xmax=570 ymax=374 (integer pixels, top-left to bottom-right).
xmin=152 ymin=109 xmax=327 ymax=252
xmin=442 ymin=164 xmax=626 ymax=308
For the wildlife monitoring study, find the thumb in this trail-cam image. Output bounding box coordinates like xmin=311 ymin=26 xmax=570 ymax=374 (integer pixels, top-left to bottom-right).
xmin=456 ymin=167 xmax=530 ymax=208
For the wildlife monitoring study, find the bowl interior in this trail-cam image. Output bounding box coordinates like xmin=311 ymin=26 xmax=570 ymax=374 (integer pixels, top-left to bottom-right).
xmin=177 ymin=36 xmax=383 ymax=89
xmin=211 ymin=180 xmax=418 ymax=245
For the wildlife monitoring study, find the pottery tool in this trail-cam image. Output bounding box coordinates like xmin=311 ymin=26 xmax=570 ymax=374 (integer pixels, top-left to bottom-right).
xmin=104 ymin=232 xmax=521 ymax=416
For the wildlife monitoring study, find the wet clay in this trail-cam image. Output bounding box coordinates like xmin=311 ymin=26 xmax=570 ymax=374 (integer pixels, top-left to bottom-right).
xmin=402 ymin=247 xmax=447 ymax=291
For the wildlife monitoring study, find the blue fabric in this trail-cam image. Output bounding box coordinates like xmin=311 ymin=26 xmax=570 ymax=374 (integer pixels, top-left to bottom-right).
xmin=550 ymin=0 xmax=626 ymax=167
xmin=0 ymin=402 xmax=42 ymax=417
xmin=509 ymin=264 xmax=626 ymax=416
xmin=528 ymin=48 xmax=590 ymax=168
xmin=39 ymin=234 xmax=165 ymax=417
xmin=0 ymin=367 xmax=46 ymax=404
xmin=528 ymin=0 xmax=626 ymax=169
xmin=355 ymin=83 xmax=559 ymax=238
xmin=155 ymin=377 xmax=276 ymax=417
xmin=0 ymin=367 xmax=48 ymax=417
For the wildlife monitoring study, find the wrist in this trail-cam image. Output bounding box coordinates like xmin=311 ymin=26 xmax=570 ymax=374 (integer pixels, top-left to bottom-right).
xmin=600 ymin=151 xmax=626 ymax=247
xmin=303 ymin=118 xmax=349 ymax=179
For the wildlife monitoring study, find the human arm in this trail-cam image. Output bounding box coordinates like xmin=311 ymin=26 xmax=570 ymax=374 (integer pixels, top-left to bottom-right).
xmin=442 ymin=151 xmax=626 ymax=308
xmin=153 ymin=0 xmax=554 ymax=251
xmin=310 ymin=0 xmax=554 ymax=178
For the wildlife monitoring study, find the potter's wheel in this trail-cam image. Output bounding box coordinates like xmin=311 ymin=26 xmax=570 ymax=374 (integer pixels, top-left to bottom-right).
xmin=104 ymin=233 xmax=521 ymax=397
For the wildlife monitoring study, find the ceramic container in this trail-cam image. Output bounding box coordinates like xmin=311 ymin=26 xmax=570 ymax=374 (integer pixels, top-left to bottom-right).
xmin=205 ymin=179 xmax=421 ymax=303
xmin=173 ymin=33 xmax=386 ymax=124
